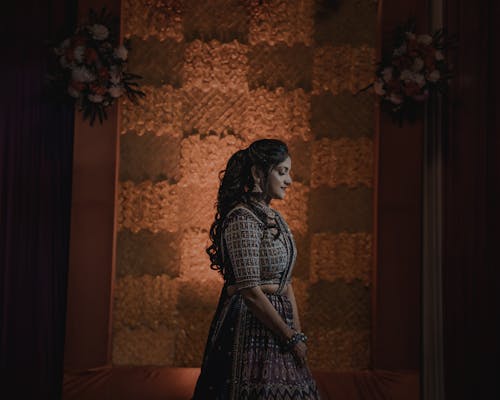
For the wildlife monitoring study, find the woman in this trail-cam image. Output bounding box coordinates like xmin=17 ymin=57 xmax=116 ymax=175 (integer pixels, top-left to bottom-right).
xmin=192 ymin=139 xmax=321 ymax=399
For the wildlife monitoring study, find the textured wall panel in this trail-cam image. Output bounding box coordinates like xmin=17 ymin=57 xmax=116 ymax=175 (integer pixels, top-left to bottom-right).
xmin=120 ymin=85 xmax=185 ymax=137
xmin=184 ymin=39 xmax=249 ymax=92
xmin=123 ymin=0 xmax=183 ymax=42
xmin=312 ymin=45 xmax=375 ymax=95
xmin=311 ymin=137 xmax=373 ymax=188
xmin=273 ymin=181 xmax=309 ymax=237
xmin=128 ymin=36 xmax=186 ymax=88
xmin=116 ymin=0 xmax=376 ymax=370
xmin=174 ymin=279 xmax=222 ymax=366
xmin=116 ymin=230 xmax=181 ymax=278
xmin=179 ymin=133 xmax=244 ymax=185
xmin=309 ymin=186 xmax=373 ymax=233
xmin=118 ymin=180 xmax=178 ymax=233
xmin=314 ymin=0 xmax=377 ymax=46
xmin=288 ymin=138 xmax=312 ymax=184
xmin=182 ymin=88 xmax=311 ymax=141
xmin=113 ymin=275 xmax=179 ymax=330
xmin=248 ymin=0 xmax=315 ymax=46
xmin=120 ymin=132 xmax=182 ymax=183
xmin=311 ymin=91 xmax=374 ymax=139
xmin=290 ymin=277 xmax=310 ymax=324
xmin=248 ymin=43 xmax=313 ymax=92
xmin=305 ymin=280 xmax=370 ymax=330
xmin=182 ymin=0 xmax=250 ymax=43
xmin=112 ymin=326 xmax=177 ymax=366
xmin=307 ymin=328 xmax=371 ymax=370
xmin=179 ymin=228 xmax=223 ymax=282
xmin=290 ymin=233 xmax=311 ymax=280
xmin=310 ymin=232 xmax=372 ymax=286
xmin=242 ymin=88 xmax=312 ymax=141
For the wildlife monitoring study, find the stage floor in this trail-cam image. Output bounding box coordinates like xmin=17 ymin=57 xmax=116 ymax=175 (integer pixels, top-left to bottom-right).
xmin=63 ymin=367 xmax=419 ymax=400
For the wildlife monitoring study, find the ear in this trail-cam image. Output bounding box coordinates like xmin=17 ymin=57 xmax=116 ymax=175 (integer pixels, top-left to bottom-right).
xmin=250 ymin=165 xmax=262 ymax=182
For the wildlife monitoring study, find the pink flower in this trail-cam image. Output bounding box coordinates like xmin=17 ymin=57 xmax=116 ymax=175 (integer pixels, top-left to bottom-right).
xmin=108 ymin=85 xmax=124 ymax=98
xmin=67 ymin=86 xmax=81 ymax=98
xmin=113 ymin=45 xmax=128 ymax=61
xmin=89 ymin=24 xmax=109 ymax=41
xmin=374 ymin=80 xmax=386 ymax=96
xmin=428 ymin=70 xmax=441 ymax=82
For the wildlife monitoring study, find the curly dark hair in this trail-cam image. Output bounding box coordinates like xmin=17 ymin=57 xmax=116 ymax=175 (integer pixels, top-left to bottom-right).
xmin=206 ymin=138 xmax=289 ymax=275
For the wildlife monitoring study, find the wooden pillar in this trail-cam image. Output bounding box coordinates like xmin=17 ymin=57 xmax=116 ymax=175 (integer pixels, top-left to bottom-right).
xmin=63 ymin=0 xmax=121 ymax=370
xmin=372 ymin=0 xmax=428 ymax=370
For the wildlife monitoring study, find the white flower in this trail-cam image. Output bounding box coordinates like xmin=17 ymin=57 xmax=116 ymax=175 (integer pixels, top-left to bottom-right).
xmin=109 ymin=67 xmax=122 ymax=84
xmin=435 ymin=50 xmax=444 ymax=61
xmin=74 ymin=46 xmax=85 ymax=63
xmin=389 ymin=93 xmax=403 ymax=105
xmin=374 ymin=80 xmax=386 ymax=96
xmin=89 ymin=24 xmax=109 ymax=41
xmin=393 ymin=43 xmax=407 ymax=57
xmin=382 ymin=67 xmax=393 ymax=82
xmin=400 ymin=69 xmax=413 ymax=81
xmin=428 ymin=70 xmax=441 ymax=82
xmin=113 ymin=45 xmax=128 ymax=61
xmin=71 ymin=66 xmax=95 ymax=83
xmin=417 ymin=34 xmax=433 ymax=45
xmin=411 ymin=57 xmax=424 ymax=72
xmin=88 ymin=94 xmax=104 ymax=103
xmin=108 ymin=85 xmax=124 ymax=98
xmin=414 ymin=73 xmax=426 ymax=87
xmin=68 ymin=86 xmax=81 ymax=98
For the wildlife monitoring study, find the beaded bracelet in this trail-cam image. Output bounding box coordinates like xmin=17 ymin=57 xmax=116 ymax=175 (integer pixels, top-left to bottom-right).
xmin=284 ymin=331 xmax=308 ymax=351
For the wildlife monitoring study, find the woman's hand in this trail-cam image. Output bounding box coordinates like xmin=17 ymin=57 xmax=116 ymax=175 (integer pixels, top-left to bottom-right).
xmin=291 ymin=341 xmax=307 ymax=367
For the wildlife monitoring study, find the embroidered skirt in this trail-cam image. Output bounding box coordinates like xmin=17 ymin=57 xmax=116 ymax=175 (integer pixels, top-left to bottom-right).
xmin=192 ymin=288 xmax=321 ymax=400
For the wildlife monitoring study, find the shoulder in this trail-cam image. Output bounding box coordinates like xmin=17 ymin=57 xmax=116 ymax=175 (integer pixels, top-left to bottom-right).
xmin=224 ymin=204 xmax=265 ymax=228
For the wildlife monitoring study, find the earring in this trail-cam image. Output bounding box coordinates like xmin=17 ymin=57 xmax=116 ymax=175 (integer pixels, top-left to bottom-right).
xmin=252 ymin=180 xmax=263 ymax=193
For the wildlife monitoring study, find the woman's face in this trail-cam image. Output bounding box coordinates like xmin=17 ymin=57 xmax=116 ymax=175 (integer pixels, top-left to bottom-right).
xmin=265 ymin=156 xmax=292 ymax=200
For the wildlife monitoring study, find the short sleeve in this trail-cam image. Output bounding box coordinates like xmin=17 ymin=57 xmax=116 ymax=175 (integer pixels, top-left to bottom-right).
xmin=223 ymin=208 xmax=262 ymax=291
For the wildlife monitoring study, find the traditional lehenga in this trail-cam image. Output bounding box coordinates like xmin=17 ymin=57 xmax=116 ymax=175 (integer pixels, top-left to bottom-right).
xmin=192 ymin=201 xmax=321 ymax=400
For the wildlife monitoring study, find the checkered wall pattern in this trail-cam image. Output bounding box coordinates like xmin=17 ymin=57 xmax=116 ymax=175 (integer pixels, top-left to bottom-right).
xmin=113 ymin=0 xmax=377 ymax=370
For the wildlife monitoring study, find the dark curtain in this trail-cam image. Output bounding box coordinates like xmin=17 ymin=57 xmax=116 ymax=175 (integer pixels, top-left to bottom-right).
xmin=0 ymin=0 xmax=76 ymax=398
xmin=443 ymin=0 xmax=500 ymax=399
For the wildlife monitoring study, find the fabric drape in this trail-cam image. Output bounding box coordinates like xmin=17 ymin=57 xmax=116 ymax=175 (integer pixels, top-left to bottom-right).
xmin=0 ymin=1 xmax=76 ymax=398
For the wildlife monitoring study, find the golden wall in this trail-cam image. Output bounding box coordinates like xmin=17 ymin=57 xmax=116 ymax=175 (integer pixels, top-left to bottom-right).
xmin=114 ymin=0 xmax=376 ymax=370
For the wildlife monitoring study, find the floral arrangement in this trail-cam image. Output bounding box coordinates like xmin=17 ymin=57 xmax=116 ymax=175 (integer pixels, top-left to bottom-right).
xmin=365 ymin=19 xmax=453 ymax=124
xmin=48 ymin=9 xmax=145 ymax=125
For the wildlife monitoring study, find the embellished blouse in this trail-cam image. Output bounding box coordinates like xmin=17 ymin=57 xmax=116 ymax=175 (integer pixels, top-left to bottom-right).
xmin=221 ymin=203 xmax=297 ymax=292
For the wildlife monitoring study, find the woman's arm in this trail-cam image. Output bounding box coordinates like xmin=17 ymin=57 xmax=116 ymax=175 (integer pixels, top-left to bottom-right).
xmin=285 ymin=283 xmax=301 ymax=332
xmin=239 ymin=286 xmax=295 ymax=341
xmin=240 ymin=285 xmax=307 ymax=366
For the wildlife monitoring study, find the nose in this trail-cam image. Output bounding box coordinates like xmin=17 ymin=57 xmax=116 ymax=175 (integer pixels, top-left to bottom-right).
xmin=285 ymin=174 xmax=292 ymax=186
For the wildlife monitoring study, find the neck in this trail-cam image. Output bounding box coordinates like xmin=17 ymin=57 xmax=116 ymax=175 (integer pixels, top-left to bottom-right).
xmin=248 ymin=192 xmax=271 ymax=206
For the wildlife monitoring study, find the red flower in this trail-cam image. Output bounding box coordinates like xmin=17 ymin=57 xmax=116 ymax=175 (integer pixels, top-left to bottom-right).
xmin=71 ymin=35 xmax=86 ymax=47
xmin=98 ymin=67 xmax=109 ymax=79
xmin=386 ymin=78 xmax=402 ymax=93
xmin=70 ymin=80 xmax=85 ymax=91
xmin=64 ymin=48 xmax=75 ymax=62
xmin=90 ymin=83 xmax=107 ymax=95
xmin=403 ymin=81 xmax=421 ymax=97
xmin=392 ymin=55 xmax=413 ymax=70
xmin=85 ymin=48 xmax=98 ymax=63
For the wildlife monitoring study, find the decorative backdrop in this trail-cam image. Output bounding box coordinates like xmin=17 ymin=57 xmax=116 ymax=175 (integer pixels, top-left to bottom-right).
xmin=114 ymin=0 xmax=376 ymax=371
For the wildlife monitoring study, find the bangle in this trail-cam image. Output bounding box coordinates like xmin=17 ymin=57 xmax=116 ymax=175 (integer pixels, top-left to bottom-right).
xmin=284 ymin=331 xmax=308 ymax=351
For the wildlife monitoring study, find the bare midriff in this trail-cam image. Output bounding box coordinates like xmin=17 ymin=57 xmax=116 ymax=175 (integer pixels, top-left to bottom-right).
xmin=227 ymin=283 xmax=288 ymax=297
